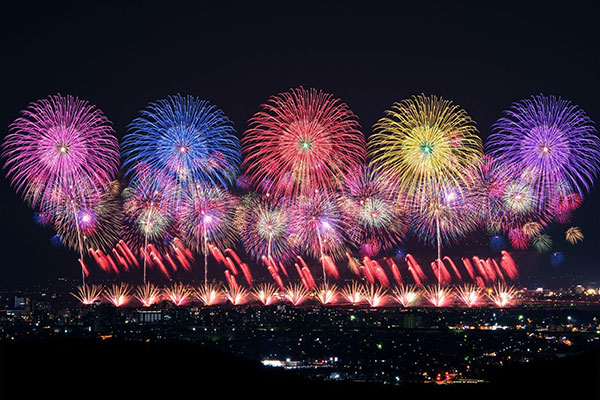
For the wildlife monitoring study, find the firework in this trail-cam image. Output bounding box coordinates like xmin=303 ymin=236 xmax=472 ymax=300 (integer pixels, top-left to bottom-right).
xmin=54 ymin=180 xmax=123 ymax=253
xmin=391 ymin=285 xmax=419 ymax=307
xmin=3 ymin=95 xmax=120 ymax=283
xmin=522 ymin=222 xmax=543 ymax=238
xmin=423 ymin=285 xmax=452 ymax=307
xmin=71 ymin=284 xmax=104 ymax=305
xmin=341 ymin=282 xmax=364 ymax=305
xmin=565 ymin=226 xmax=584 ymax=245
xmin=456 ymin=284 xmax=482 ymax=307
xmin=122 ymin=169 xmax=179 ymax=283
xmin=178 ymin=185 xmax=237 ymax=284
xmin=283 ymin=283 xmax=309 ymax=306
xmin=408 ymin=182 xmax=479 ymax=256
xmin=242 ymin=87 xmax=365 ymax=197
xmin=508 ymin=228 xmax=530 ymax=250
xmin=550 ymin=251 xmax=565 ymax=267
xmin=225 ymin=284 xmax=249 ymax=305
xmin=489 ymin=235 xmax=506 ymax=252
xmin=104 ymin=283 xmax=131 ymax=307
xmin=253 ymin=283 xmax=279 ymax=305
xmin=288 ymin=192 xmax=348 ymax=283
xmin=369 ymin=94 xmax=482 ymax=197
xmin=341 ymin=166 xmax=407 ymax=255
xmin=314 ymin=283 xmax=338 ymax=305
xmin=123 ymin=94 xmax=240 ymax=190
xmin=532 ymin=234 xmax=553 ymax=253
xmin=236 ymin=194 xmax=294 ymax=265
xmin=362 ymin=284 xmax=387 ymax=307
xmin=163 ymin=283 xmax=192 ymax=306
xmin=487 ymin=283 xmax=517 ymax=307
xmin=3 ymin=94 xmax=119 ymax=209
xmin=195 ymin=282 xmax=224 ymax=306
xmin=135 ymin=283 xmax=161 ymax=307
xmin=488 ymin=94 xmax=600 ymax=211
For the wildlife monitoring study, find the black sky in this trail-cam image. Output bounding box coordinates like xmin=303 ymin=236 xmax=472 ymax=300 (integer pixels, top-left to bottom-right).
xmin=1 ymin=0 xmax=599 ymax=285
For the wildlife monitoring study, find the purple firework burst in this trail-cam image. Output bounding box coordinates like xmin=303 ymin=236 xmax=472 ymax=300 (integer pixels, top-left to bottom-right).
xmin=487 ymin=94 xmax=600 ymax=209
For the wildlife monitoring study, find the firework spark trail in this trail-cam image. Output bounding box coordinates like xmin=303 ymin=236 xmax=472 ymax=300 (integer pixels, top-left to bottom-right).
xmin=239 ymin=262 xmax=254 ymax=287
xmin=71 ymin=284 xmax=104 ymax=305
xmin=461 ymin=257 xmax=476 ymax=280
xmin=385 ymin=257 xmax=403 ymax=286
xmin=104 ymin=283 xmax=131 ymax=307
xmin=443 ymin=256 xmax=462 ymax=281
xmin=391 ymin=285 xmax=419 ymax=307
xmin=499 ymin=252 xmax=519 ymax=280
xmin=136 ymin=283 xmax=161 ymax=307
xmin=472 ymin=256 xmax=491 ymax=284
xmin=78 ymin=258 xmax=90 ymax=278
xmin=372 ymin=261 xmax=390 ymax=287
xmin=346 ymin=252 xmax=361 ymax=276
xmin=483 ymin=258 xmax=497 ymax=281
xmin=224 ymin=257 xmax=239 ymax=276
xmin=491 ymin=259 xmax=506 ymax=282
xmin=360 ymin=258 xmax=376 ymax=284
xmin=322 ymin=255 xmax=340 ymax=280
xmin=406 ymin=260 xmax=423 ymax=287
xmin=475 ymin=276 xmax=486 ymax=288
xmin=278 ymin=261 xmax=290 ymax=279
xmin=431 ymin=259 xmax=451 ymax=284
xmin=209 ymin=244 xmax=226 ymax=265
xmin=406 ymin=254 xmax=426 ymax=280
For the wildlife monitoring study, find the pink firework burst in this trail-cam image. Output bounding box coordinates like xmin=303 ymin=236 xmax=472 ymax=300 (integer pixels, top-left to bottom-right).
xmin=3 ymin=94 xmax=119 ymax=210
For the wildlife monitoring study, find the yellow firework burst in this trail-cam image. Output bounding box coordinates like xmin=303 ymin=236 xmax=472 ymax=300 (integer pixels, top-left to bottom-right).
xmin=565 ymin=226 xmax=584 ymax=245
xmin=368 ymin=94 xmax=483 ymax=194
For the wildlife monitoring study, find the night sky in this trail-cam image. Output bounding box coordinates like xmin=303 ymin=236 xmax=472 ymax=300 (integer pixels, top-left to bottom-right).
xmin=1 ymin=1 xmax=599 ymax=285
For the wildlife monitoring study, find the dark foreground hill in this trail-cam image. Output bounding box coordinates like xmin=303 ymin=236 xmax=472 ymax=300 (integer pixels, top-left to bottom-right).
xmin=1 ymin=339 xmax=598 ymax=398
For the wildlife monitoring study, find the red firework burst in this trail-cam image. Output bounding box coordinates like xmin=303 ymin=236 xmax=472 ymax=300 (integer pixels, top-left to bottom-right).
xmin=242 ymin=87 xmax=365 ymax=196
